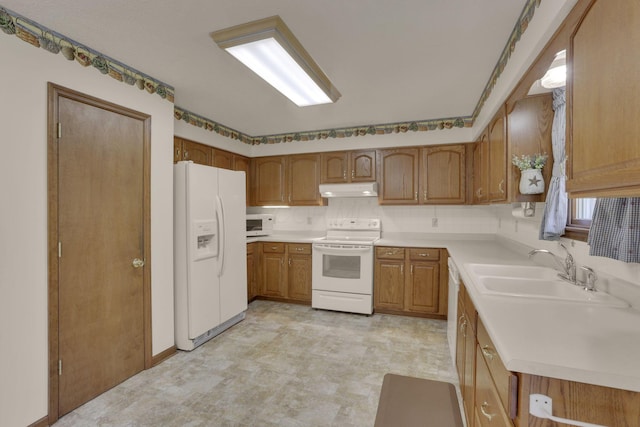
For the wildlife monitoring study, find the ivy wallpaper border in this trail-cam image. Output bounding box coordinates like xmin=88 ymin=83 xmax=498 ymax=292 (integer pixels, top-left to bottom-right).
xmin=175 ymin=106 xmax=472 ymax=146
xmin=0 ymin=6 xmax=175 ymax=102
xmin=1 ymin=0 xmax=542 ymax=145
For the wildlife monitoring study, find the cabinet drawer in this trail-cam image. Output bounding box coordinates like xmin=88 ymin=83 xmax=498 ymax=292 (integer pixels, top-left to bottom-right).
xmin=409 ymin=248 xmax=440 ymax=261
xmin=376 ymin=247 xmax=405 ymax=260
xmin=262 ymin=242 xmax=285 ymax=253
xmin=475 ymin=346 xmax=513 ymax=427
xmin=477 ymin=319 xmax=517 ymax=419
xmin=287 ymin=243 xmax=311 ymax=255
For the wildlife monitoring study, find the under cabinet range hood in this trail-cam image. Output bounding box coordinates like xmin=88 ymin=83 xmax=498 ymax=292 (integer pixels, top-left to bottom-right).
xmin=319 ymin=182 xmax=378 ymax=198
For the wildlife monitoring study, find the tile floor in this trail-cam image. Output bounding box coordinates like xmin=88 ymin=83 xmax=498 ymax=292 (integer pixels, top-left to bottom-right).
xmin=56 ymin=300 xmax=458 ymax=426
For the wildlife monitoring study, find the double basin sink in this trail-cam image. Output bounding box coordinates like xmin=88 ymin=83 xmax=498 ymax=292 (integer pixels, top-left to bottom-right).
xmin=465 ymin=264 xmax=629 ymax=308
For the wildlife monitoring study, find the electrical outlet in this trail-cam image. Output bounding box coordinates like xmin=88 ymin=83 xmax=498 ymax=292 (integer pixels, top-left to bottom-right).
xmin=432 ymin=218 xmax=438 ymax=227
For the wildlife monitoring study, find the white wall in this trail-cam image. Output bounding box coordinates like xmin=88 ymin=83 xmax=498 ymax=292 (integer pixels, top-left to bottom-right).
xmin=492 ymin=204 xmax=640 ymax=287
xmin=0 ymin=34 xmax=175 ymax=426
xmin=174 ymin=119 xmax=252 ymax=157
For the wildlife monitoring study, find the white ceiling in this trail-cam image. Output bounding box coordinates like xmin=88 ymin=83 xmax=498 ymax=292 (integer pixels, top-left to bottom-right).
xmin=2 ymin=0 xmax=528 ymax=137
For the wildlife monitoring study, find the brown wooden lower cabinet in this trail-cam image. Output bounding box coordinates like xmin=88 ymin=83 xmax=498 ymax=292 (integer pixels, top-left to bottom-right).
xmin=246 ymin=243 xmax=258 ymax=302
xmin=456 ymin=282 xmax=640 ymax=427
xmin=374 ymin=246 xmax=447 ymax=318
xmin=256 ymin=242 xmax=312 ymax=304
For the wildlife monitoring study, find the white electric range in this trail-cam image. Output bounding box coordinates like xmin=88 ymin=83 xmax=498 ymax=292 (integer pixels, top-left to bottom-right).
xmin=312 ymin=218 xmax=381 ymax=315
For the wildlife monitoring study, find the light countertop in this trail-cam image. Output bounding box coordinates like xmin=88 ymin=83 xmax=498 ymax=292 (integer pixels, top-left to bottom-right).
xmin=246 ymin=231 xmax=640 ymax=392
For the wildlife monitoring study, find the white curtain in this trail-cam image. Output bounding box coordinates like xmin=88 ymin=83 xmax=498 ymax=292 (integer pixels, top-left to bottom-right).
xmin=539 ymin=88 xmax=567 ymax=240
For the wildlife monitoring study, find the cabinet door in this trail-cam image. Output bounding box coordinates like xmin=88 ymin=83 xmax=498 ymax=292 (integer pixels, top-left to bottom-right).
xmin=350 ymin=150 xmax=377 ymax=182
xmin=378 ymin=148 xmax=419 ymax=205
xmin=473 ymin=133 xmax=489 ymax=204
xmin=567 ymin=0 xmax=640 ymax=197
xmin=488 ymin=108 xmax=507 ymax=202
xmin=253 ymin=156 xmax=287 ymax=206
xmin=289 ymin=154 xmax=322 ymax=206
xmin=475 ymin=346 xmax=511 ymax=427
xmin=406 ymin=261 xmax=439 ymax=313
xmin=212 ymin=148 xmax=233 ymax=170
xmin=233 ymin=155 xmax=251 ymax=206
xmin=420 ymin=145 xmax=466 ymax=204
xmin=246 ymin=243 xmax=257 ymax=302
xmin=262 ymin=252 xmax=286 ymax=297
xmin=182 ymin=139 xmax=212 ymax=166
xmin=288 ymin=253 xmax=312 ymax=302
xmin=374 ymin=259 xmax=405 ymax=310
xmin=463 ymin=314 xmax=476 ymax=427
xmin=321 ymin=151 xmax=349 ymax=183
xmin=173 ymin=137 xmax=183 ymax=164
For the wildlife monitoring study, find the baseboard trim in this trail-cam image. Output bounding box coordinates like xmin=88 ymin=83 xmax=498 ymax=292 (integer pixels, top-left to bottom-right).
xmin=151 ymin=345 xmax=177 ymax=367
xmin=27 ymin=415 xmax=48 ymax=427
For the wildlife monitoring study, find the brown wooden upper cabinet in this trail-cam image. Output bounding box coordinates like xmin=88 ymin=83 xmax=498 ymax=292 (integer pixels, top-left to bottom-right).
xmin=487 ymin=106 xmax=507 ymax=203
xmin=251 ymin=155 xmax=324 ymax=207
xmin=567 ymin=0 xmax=640 ymax=197
xmin=212 ymin=148 xmax=233 ymax=169
xmin=320 ymin=150 xmax=376 ymax=183
xmin=288 ymin=154 xmax=324 ymax=206
xmin=252 ymin=156 xmax=288 ymax=206
xmin=174 ymin=137 xmax=212 ymax=166
xmin=419 ymin=145 xmax=466 ymax=204
xmin=379 ymin=145 xmax=467 ymax=205
xmin=232 ymin=155 xmax=251 ymax=205
xmin=378 ymin=148 xmax=420 ymax=204
xmin=473 ymin=130 xmax=489 ymax=204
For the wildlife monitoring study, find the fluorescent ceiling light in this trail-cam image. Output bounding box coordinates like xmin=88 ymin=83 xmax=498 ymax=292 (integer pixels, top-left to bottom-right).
xmin=211 ymin=16 xmax=341 ymax=107
xmin=541 ymin=50 xmax=566 ymax=89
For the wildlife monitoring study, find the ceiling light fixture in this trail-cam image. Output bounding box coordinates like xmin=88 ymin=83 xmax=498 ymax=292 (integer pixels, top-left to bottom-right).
xmin=540 ymin=50 xmax=566 ymax=89
xmin=211 ymin=16 xmax=341 ymax=107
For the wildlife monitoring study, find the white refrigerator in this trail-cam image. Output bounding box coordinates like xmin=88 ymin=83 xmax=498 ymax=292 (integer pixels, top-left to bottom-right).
xmin=174 ymin=161 xmax=247 ymax=351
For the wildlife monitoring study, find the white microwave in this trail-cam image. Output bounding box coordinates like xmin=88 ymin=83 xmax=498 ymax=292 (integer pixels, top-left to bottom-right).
xmin=246 ymin=214 xmax=274 ymax=236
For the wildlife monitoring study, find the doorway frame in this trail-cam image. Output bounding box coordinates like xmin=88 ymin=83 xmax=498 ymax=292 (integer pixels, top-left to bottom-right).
xmin=47 ymin=83 xmax=152 ymax=423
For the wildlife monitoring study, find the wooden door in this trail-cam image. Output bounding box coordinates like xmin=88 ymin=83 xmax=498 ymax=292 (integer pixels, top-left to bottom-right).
xmin=321 ymin=151 xmax=349 ymax=183
xmin=182 ymin=139 xmax=211 ymax=165
xmin=253 ymin=156 xmax=287 ymax=206
xmin=378 ymin=148 xmax=419 ymax=204
xmin=289 ymin=154 xmax=322 ymax=206
xmin=212 ymin=148 xmax=233 ymax=169
xmin=420 ymin=145 xmax=466 ymax=204
xmin=49 ymin=85 xmax=150 ymax=420
xmin=350 ymin=150 xmax=376 ymax=182
xmin=406 ymin=261 xmax=439 ymax=313
xmin=488 ymin=108 xmax=507 ymax=202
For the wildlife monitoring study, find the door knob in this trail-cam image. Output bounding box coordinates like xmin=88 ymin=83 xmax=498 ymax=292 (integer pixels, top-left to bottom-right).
xmin=132 ymin=258 xmax=145 ymax=268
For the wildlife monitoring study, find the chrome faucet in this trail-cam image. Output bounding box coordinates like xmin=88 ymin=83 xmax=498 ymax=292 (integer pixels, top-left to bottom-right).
xmin=580 ymin=266 xmax=598 ymax=292
xmin=528 ymin=243 xmax=576 ymax=285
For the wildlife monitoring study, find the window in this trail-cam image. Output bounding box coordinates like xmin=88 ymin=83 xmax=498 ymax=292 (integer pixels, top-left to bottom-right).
xmin=565 ymin=197 xmax=596 ymax=240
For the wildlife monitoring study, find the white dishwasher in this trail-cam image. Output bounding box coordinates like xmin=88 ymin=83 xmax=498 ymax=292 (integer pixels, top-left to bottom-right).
xmin=447 ymin=257 xmax=460 ymax=362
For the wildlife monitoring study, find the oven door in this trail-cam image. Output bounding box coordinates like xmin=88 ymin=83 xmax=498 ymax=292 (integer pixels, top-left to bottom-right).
xmin=312 ymin=244 xmax=373 ymax=294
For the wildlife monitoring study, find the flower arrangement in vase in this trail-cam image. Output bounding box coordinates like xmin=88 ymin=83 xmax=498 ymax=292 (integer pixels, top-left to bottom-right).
xmin=512 ymin=153 xmax=547 ymax=195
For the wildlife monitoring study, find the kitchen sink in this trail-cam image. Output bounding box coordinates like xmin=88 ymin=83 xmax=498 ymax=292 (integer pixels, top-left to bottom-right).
xmin=465 ymin=264 xmax=629 ymax=308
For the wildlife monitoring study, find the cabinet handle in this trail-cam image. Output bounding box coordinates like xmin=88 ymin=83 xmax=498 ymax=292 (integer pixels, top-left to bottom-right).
xmin=385 ymin=251 xmax=394 ymax=256
xmin=296 ymin=247 xmax=303 ymax=251
xmin=351 ymin=169 xmax=355 ymax=179
xmin=499 ymin=179 xmax=505 ymax=194
xmin=271 ymin=246 xmax=277 ymax=250
xmin=458 ymin=316 xmax=466 ymax=337
xmin=343 ymin=170 xmax=347 ymax=180
xmin=481 ymin=345 xmax=495 ymax=361
xmin=288 ymin=258 xmax=291 ymax=266
xmin=175 ymin=148 xmax=180 ymax=157
xmin=184 ymin=150 xmax=189 ymax=159
xmin=414 ymin=191 xmax=418 ymax=201
xmin=410 ymin=265 xmax=414 ymax=275
xmin=423 ymin=189 xmax=427 ymax=201
xmin=476 ymin=188 xmax=482 ymax=198
xmin=419 ymin=253 xmax=428 ymax=257
xmin=400 ymin=265 xmax=404 ymax=274
xmin=480 ymin=402 xmax=495 ymax=421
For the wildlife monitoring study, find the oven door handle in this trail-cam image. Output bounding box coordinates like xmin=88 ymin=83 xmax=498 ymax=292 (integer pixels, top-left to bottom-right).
xmin=313 ymin=245 xmax=373 ymax=254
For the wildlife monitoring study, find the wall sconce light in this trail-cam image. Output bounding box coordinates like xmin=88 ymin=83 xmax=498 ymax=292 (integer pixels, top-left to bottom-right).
xmin=540 ymin=50 xmax=566 ymax=89
xmin=211 ymin=16 xmax=341 ymax=107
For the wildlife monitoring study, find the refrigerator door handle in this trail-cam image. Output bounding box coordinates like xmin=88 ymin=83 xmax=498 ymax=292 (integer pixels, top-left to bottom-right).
xmin=215 ymin=195 xmax=225 ymax=277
